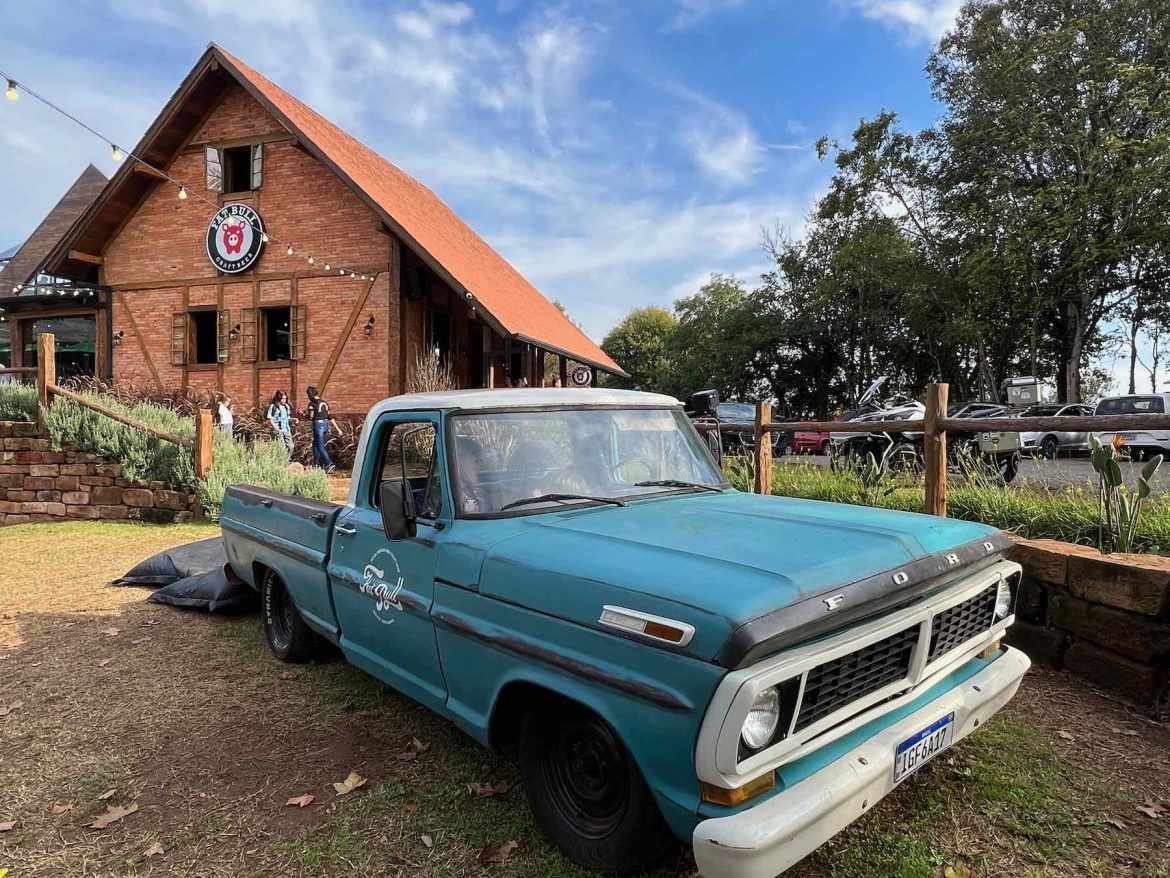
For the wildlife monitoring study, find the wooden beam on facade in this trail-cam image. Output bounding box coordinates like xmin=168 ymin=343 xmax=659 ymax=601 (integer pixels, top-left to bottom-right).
xmin=116 ymin=291 xmax=164 ymax=388
xmin=67 ymin=250 xmax=103 ymax=266
xmin=131 ymin=163 xmax=169 ymax=181
xmin=318 ymin=275 xmax=375 ymax=394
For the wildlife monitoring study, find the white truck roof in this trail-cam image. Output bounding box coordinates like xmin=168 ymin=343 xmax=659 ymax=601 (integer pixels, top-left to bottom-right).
xmin=367 ymin=387 xmax=681 ymax=416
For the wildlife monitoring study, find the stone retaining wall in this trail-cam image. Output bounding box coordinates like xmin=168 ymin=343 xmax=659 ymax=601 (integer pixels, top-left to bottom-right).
xmin=0 ymin=421 xmax=196 ymax=525
xmin=1006 ymin=537 xmax=1170 ymax=708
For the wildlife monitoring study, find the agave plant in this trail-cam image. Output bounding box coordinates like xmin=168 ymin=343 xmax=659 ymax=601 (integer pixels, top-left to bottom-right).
xmin=1089 ymin=434 xmax=1162 ymax=554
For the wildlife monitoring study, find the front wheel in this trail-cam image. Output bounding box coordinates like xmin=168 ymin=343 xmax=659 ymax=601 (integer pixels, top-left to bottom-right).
xmin=1039 ymin=435 xmax=1059 ymax=459
xmin=261 ymin=569 xmax=325 ymax=663
xmin=519 ymin=701 xmax=677 ymax=874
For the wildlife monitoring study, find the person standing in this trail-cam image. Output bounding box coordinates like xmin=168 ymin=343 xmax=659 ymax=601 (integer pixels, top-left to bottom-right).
xmin=214 ymin=393 xmax=234 ymax=436
xmin=305 ymin=386 xmax=337 ymax=473
xmin=266 ymin=390 xmax=294 ymax=455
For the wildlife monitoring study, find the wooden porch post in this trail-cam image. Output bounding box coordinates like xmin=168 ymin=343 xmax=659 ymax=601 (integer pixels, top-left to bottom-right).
xmin=194 ymin=409 xmax=213 ymax=480
xmin=923 ymin=382 xmax=948 ymax=517
xmin=36 ymin=333 xmax=55 ymax=437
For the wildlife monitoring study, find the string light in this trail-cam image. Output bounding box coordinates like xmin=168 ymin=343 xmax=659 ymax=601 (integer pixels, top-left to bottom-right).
xmin=307 ymin=255 xmax=315 ymax=265
xmin=1 ymin=67 xmax=380 ymax=287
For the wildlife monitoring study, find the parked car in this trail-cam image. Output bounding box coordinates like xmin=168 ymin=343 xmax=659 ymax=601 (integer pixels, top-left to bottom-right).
xmin=688 ymin=396 xmax=789 ymax=455
xmin=1019 ymin=403 xmax=1094 ymax=457
xmin=792 ymin=429 xmax=830 ymax=454
xmin=1094 ymin=393 xmax=1170 ymax=457
xmin=221 ymin=387 xmax=1028 ymax=877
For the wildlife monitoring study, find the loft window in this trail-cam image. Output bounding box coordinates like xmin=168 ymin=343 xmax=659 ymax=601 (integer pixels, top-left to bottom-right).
xmin=190 ymin=311 xmax=218 ymax=365
xmin=261 ymin=306 xmax=291 ymax=362
xmin=224 ymin=147 xmax=253 ymax=193
xmin=429 ymin=309 xmax=451 ymax=366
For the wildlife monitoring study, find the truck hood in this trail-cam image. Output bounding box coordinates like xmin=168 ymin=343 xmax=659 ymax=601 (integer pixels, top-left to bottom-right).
xmin=473 ymin=491 xmax=1009 ymax=665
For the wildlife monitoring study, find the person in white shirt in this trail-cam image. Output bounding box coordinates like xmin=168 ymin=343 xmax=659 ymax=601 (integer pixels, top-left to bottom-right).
xmin=214 ymin=393 xmax=234 ymax=435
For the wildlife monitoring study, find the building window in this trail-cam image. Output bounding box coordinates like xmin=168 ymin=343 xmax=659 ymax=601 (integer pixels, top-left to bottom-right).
xmin=429 ymin=309 xmax=451 ymax=366
xmin=261 ymin=306 xmax=291 ymax=362
xmin=224 ymin=147 xmax=252 ymax=193
xmin=190 ymin=310 xmax=219 ymax=365
xmin=207 ymin=143 xmax=264 ymax=193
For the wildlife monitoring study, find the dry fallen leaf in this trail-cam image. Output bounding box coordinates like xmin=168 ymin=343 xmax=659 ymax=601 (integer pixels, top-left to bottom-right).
xmin=286 ymin=794 xmax=315 ymax=808
xmin=0 ymin=701 xmax=24 ymax=717
xmin=47 ymin=802 xmax=74 ymax=815
xmin=404 ymin=798 xmax=419 ymax=813
xmin=97 ymin=789 xmax=116 ymax=800
xmin=279 ymin=671 xmax=298 ymax=681
xmin=1056 ymin=730 xmax=1074 ymax=742
xmin=477 ymin=840 xmax=519 ymax=865
xmin=0 ymin=821 xmax=14 ymax=832
xmin=1137 ymin=799 xmax=1167 ymax=819
xmin=143 ymin=619 xmax=160 ymax=627
xmin=332 ymin=771 xmax=367 ymax=796
xmin=395 ymin=737 xmax=430 ymax=762
xmin=421 ymin=833 xmax=433 ymax=848
xmin=130 ymin=637 xmax=151 ymax=645
xmin=102 ymin=627 xmax=120 ymax=637
xmin=89 ymin=802 xmax=138 ymax=830
xmin=144 ymin=841 xmax=164 ymax=858
xmin=467 ymin=781 xmax=510 ymax=798
xmin=1106 ymin=817 xmax=1127 ymax=830
xmin=98 ymin=658 xmax=112 ymax=668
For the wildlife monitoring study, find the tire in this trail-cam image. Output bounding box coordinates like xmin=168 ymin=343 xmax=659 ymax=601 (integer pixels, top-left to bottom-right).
xmin=519 ymin=700 xmax=677 ymax=874
xmin=998 ymin=452 xmax=1020 ymax=484
xmin=261 ymin=569 xmax=324 ymax=663
xmin=1039 ymin=435 xmax=1059 ymax=458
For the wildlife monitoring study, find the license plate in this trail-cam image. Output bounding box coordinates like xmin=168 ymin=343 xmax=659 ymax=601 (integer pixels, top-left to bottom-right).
xmin=893 ymin=713 xmax=955 ymax=784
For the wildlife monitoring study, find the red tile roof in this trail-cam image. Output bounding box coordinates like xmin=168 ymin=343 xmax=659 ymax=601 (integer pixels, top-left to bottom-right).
xmin=214 ymin=46 xmax=622 ymax=375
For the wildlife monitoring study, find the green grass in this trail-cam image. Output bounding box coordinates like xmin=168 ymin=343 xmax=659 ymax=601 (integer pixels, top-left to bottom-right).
xmin=746 ymin=460 xmax=1170 ymax=553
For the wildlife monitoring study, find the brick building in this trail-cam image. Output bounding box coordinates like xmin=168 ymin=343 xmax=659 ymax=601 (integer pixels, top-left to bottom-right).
xmin=2 ymin=44 xmax=623 ymax=412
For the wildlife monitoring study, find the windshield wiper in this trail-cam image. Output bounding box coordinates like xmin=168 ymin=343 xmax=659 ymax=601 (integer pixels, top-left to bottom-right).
xmin=634 ymin=479 xmax=723 ymax=494
xmin=499 ymin=493 xmax=627 ymax=512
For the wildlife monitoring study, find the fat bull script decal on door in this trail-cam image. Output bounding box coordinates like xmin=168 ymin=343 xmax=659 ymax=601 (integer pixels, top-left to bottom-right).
xmin=360 ymin=548 xmax=405 ymax=625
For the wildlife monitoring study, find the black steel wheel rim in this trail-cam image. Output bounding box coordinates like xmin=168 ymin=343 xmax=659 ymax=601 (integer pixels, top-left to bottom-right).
xmin=542 ymin=717 xmax=630 ymax=839
xmin=268 ymin=578 xmax=292 ymax=649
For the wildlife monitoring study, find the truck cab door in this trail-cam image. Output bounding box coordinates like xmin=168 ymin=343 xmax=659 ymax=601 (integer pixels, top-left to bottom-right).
xmin=326 ymin=413 xmax=449 ymax=713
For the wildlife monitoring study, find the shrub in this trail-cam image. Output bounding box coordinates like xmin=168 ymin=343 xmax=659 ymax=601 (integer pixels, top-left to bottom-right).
xmin=43 ymin=392 xmax=196 ymax=491
xmin=757 ymin=461 xmax=1170 ymax=555
xmin=0 ymin=383 xmax=37 ymax=422
xmin=199 ymin=433 xmax=331 ymax=520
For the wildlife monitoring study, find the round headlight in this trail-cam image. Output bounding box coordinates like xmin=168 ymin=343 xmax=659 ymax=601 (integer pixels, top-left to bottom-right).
xmin=994 ymin=580 xmax=1013 ymax=619
xmin=741 ymin=687 xmax=781 ymax=750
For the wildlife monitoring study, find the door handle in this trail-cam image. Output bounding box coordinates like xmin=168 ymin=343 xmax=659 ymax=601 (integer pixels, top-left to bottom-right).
xmin=334 ymin=524 xmax=357 ymax=536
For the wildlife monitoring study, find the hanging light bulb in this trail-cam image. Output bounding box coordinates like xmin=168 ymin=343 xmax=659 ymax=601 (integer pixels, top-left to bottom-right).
xmin=5 ymin=80 xmax=17 ymax=101
xmin=361 ymin=274 xmax=368 ymax=281
xmin=111 ymin=144 xmax=123 ymax=161
xmin=261 ymin=232 xmax=269 ymax=243
xmin=350 ymin=272 xmax=356 ymax=278
xmin=178 ymin=186 xmax=188 ymax=200
xmin=324 ymin=262 xmax=330 ymax=271
xmin=339 ymin=268 xmax=345 ymax=276
xmin=286 ymin=244 xmax=294 ymax=256
xmin=307 ymin=255 xmax=315 ymax=265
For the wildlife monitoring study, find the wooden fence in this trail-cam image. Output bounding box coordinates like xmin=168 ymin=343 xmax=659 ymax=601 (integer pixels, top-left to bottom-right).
xmin=4 ymin=333 xmax=214 ymax=479
xmin=704 ymin=382 xmax=1170 ymax=517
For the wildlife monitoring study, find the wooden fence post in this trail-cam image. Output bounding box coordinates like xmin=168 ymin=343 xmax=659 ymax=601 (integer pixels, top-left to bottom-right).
xmin=754 ymin=402 xmax=773 ymax=495
xmin=194 ymin=409 xmax=213 ymax=480
xmin=36 ymin=333 xmax=55 ymax=437
xmin=923 ymin=382 xmax=948 ymax=517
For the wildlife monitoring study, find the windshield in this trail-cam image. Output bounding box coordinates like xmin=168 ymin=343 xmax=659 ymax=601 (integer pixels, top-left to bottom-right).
xmin=449 ymin=407 xmax=725 ymax=515
xmin=1096 ymin=396 xmax=1165 ymax=415
xmin=715 ymin=402 xmax=754 ymax=422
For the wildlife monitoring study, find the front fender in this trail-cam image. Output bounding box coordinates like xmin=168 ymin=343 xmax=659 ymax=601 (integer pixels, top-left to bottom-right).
xmin=432 ymin=582 xmax=726 ymax=840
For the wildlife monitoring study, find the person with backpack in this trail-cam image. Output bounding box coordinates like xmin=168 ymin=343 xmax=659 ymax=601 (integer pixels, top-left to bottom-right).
xmin=266 ymin=390 xmax=294 ymax=455
xmin=306 ymin=386 xmax=337 ymax=472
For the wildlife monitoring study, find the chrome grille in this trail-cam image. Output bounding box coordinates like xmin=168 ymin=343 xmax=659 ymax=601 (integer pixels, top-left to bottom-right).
xmin=794 ymin=626 xmax=917 ymax=732
xmin=928 ymin=584 xmax=998 ymax=662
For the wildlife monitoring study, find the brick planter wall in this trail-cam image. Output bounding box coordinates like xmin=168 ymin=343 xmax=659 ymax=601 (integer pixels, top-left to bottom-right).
xmin=1006 ymin=537 xmax=1170 ymax=708
xmin=0 ymin=422 xmax=197 ymax=525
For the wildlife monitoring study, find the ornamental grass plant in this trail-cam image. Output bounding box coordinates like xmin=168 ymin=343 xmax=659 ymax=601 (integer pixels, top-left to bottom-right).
xmin=0 ymin=382 xmax=38 ymax=421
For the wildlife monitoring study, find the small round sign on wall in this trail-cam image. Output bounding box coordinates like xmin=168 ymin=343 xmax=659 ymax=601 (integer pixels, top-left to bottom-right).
xmin=206 ymin=203 xmax=265 ymax=274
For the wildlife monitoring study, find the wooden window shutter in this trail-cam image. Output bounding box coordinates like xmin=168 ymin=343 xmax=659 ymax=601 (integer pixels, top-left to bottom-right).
xmin=170 ymin=313 xmax=188 ymax=366
xmin=205 ymin=147 xmax=223 ymax=192
xmin=251 ymin=142 xmax=264 ymax=190
xmin=217 ymin=308 xmax=231 ymax=363
xmin=240 ymin=307 xmax=258 ymax=363
xmin=290 ymin=304 xmax=307 ymax=361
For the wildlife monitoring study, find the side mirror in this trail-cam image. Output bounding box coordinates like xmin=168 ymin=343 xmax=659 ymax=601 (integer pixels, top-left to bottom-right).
xmin=378 ymin=479 xmax=416 ymax=541
xmin=689 ymin=389 xmax=720 ymax=418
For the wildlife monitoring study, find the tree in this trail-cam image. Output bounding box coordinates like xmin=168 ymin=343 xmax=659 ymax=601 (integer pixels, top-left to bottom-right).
xmin=599 ymin=306 xmax=677 ymax=392
xmin=666 ymin=275 xmax=758 ymax=400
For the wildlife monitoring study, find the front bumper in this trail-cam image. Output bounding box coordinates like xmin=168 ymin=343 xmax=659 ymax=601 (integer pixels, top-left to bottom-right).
xmin=692 ymin=646 xmax=1030 ymax=878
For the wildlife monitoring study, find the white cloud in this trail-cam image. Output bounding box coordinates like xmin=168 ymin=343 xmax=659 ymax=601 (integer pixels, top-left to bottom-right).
xmin=838 ymin=0 xmax=962 ymax=44
xmin=665 ymin=0 xmax=746 ymax=31
xmin=669 ymin=86 xmax=762 ymax=186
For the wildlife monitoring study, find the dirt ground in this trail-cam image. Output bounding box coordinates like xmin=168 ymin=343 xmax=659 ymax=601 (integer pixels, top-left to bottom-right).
xmin=1 ymin=522 xmax=1168 ymax=878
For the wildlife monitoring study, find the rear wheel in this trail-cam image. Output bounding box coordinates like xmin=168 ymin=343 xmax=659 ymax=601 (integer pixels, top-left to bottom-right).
xmin=261 ymin=569 xmax=324 ymax=663
xmin=1039 ymin=435 xmax=1060 ymax=458
xmin=519 ymin=700 xmax=676 ymax=874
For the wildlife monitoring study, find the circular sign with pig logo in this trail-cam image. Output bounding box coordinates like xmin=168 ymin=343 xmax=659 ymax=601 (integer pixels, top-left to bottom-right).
xmin=206 ymin=203 xmax=265 ymax=274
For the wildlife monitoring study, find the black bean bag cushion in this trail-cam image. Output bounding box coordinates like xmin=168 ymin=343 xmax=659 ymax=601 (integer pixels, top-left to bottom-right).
xmin=113 ymin=537 xmax=226 ymax=586
xmin=114 ymin=536 xmax=257 ymax=614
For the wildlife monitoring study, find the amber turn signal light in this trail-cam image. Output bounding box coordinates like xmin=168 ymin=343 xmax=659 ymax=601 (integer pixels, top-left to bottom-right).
xmin=700 ymin=773 xmax=775 ymax=806
xmin=978 ymin=638 xmax=1002 ymax=660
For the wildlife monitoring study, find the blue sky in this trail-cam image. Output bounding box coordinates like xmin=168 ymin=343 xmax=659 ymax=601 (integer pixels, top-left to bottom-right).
xmin=1 ymin=0 xmax=959 ymax=345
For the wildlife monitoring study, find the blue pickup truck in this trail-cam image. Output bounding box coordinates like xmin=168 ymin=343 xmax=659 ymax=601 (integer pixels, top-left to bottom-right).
xmin=220 ymin=388 xmax=1029 ymax=877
